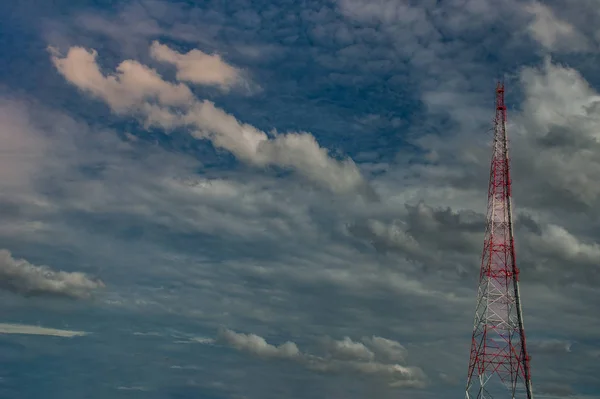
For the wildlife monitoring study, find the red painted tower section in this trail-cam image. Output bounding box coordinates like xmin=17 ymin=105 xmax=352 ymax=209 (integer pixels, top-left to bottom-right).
xmin=465 ymin=82 xmax=533 ymax=399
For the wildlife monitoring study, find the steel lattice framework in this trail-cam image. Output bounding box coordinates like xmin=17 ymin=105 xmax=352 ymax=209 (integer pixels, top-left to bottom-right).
xmin=465 ymin=82 xmax=534 ymax=399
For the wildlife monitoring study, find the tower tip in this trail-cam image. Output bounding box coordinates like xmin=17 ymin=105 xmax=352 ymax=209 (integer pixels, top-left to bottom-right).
xmin=496 ymin=80 xmax=505 ymax=93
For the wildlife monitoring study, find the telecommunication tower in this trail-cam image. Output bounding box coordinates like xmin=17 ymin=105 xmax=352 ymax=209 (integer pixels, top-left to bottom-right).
xmin=465 ymin=82 xmax=533 ymax=399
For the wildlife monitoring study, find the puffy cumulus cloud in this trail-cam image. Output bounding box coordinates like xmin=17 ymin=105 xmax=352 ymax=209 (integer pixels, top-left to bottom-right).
xmin=49 ymin=46 xmax=194 ymax=114
xmin=51 ymin=45 xmax=374 ymax=198
xmin=217 ymin=328 xmax=300 ymax=359
xmin=396 ymin=56 xmax=600 ymax=218
xmin=524 ymin=224 xmax=600 ymax=267
xmin=321 ymin=336 xmax=407 ymax=363
xmin=306 ymin=359 xmax=426 ymax=389
xmin=218 ymin=328 xmax=425 ymax=388
xmin=184 ymin=100 xmax=373 ymax=198
xmin=362 ymin=336 xmax=406 ymax=363
xmin=525 ymin=1 xmax=592 ymax=53
xmin=510 ymin=58 xmax=600 ymax=212
xmin=0 ymin=249 xmax=104 ymax=299
xmin=321 ymin=336 xmax=375 ymax=361
xmin=150 ymin=41 xmax=245 ymax=90
xmin=504 ymin=215 xmax=600 ymax=287
xmin=519 ymin=58 xmax=600 ymax=139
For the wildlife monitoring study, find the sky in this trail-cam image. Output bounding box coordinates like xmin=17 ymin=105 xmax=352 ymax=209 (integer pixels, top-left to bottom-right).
xmin=0 ymin=0 xmax=599 ymax=398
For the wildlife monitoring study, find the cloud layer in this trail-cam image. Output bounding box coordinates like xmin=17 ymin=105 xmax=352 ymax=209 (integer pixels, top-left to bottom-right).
xmin=217 ymin=328 xmax=426 ymax=388
xmin=50 ymin=44 xmax=375 ymax=199
xmin=1 ymin=0 xmax=600 ymax=398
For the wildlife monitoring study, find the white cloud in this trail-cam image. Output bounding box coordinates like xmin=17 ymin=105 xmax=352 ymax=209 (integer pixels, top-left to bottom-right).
xmin=362 ymin=336 xmax=406 ymax=362
xmin=320 ymin=335 xmax=409 ymax=365
xmin=389 ymin=54 xmax=600 ymax=216
xmin=0 ymin=323 xmax=87 ymax=337
xmin=519 ymin=58 xmax=600 ymax=137
xmin=217 ymin=328 xmax=300 ymax=359
xmin=219 ymin=328 xmax=426 ymax=387
xmin=322 ymin=336 xmax=375 ymax=361
xmin=0 ymin=249 xmax=104 ymax=299
xmin=525 ymin=224 xmax=600 ymax=265
xmin=150 ymin=41 xmax=244 ymax=89
xmin=525 ymin=1 xmax=592 ymax=53
xmin=49 ymin=46 xmax=194 ymax=114
xmin=50 ymin=45 xmax=374 ymax=198
xmin=511 ymin=58 xmax=600 ymax=210
xmin=184 ymin=101 xmax=373 ymax=197
xmin=354 ymin=55 xmax=600 ymax=289
xmin=305 ymin=358 xmax=426 ymax=388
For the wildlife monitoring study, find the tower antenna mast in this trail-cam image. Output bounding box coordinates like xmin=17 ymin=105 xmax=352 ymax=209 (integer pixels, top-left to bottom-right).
xmin=465 ymin=82 xmax=534 ymax=399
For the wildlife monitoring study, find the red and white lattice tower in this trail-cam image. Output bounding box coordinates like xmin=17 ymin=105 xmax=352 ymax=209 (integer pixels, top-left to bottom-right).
xmin=465 ymin=82 xmax=534 ymax=399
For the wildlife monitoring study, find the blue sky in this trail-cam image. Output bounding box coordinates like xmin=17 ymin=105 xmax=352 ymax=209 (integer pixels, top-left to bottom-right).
xmin=1 ymin=0 xmax=600 ymax=398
